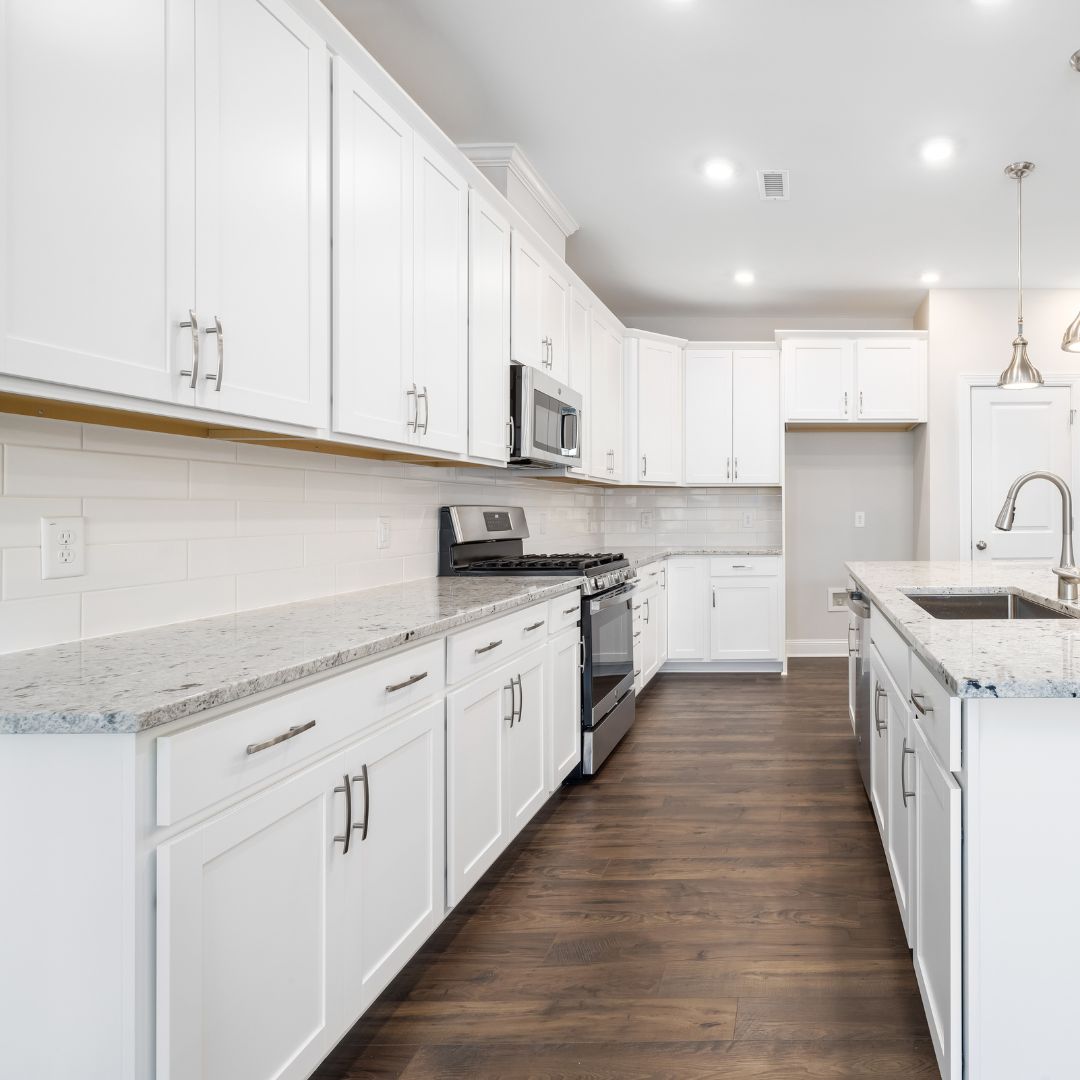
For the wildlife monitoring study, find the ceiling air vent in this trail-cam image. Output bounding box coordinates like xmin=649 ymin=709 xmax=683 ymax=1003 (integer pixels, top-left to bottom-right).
xmin=757 ymin=169 xmax=790 ymax=201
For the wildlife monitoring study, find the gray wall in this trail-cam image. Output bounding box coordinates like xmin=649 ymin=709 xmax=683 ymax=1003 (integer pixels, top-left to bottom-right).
xmin=624 ymin=314 xmax=914 ymax=341
xmin=785 ymin=432 xmax=916 ymax=647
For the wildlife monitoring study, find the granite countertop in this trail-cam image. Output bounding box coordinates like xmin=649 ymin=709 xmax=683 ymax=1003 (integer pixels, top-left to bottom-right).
xmin=602 ymin=545 xmax=783 ymax=572
xmin=846 ymin=560 xmax=1080 ymax=699
xmin=0 ymin=576 xmax=582 ymax=735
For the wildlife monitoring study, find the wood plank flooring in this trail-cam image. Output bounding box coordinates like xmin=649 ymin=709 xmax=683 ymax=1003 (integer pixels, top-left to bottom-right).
xmin=312 ymin=659 xmax=937 ymax=1079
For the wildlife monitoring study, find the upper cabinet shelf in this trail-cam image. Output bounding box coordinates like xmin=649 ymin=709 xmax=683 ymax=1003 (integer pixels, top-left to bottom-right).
xmin=780 ymin=333 xmax=928 ymax=430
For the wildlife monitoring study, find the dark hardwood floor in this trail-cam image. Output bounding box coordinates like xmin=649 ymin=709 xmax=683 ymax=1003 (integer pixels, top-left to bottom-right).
xmin=312 ymin=659 xmax=937 ymax=1079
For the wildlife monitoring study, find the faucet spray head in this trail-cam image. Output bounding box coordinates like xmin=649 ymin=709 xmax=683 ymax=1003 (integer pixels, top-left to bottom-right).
xmin=995 ymin=497 xmax=1017 ymax=532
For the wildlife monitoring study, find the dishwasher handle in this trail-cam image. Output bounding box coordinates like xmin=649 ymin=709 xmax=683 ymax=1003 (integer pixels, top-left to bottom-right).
xmin=846 ymin=591 xmax=871 ymax=619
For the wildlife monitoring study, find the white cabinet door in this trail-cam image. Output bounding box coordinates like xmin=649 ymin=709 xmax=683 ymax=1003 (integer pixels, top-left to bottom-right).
xmin=194 ymin=0 xmax=329 ymax=427
xmin=1 ymin=0 xmax=195 ymax=406
xmin=666 ymin=558 xmax=709 ymax=661
xmin=567 ymin=289 xmax=591 ymax=475
xmin=637 ymin=340 xmax=683 ymax=484
xmin=467 ymin=191 xmax=512 ymax=463
xmin=783 ymin=339 xmax=854 ymax=421
xmin=657 ymin=564 xmax=669 ymax=665
xmin=588 ymin=315 xmax=624 ymax=480
xmin=869 ymin=653 xmax=890 ymax=837
xmin=446 ymin=664 xmax=512 ymax=907
xmin=640 ymin=584 xmax=662 ymax=684
xmin=885 ymin=677 xmax=915 ymax=945
xmin=511 ymin=233 xmax=544 ymax=371
xmin=912 ymin=719 xmax=962 ymax=1080
xmin=547 ymin=626 xmax=582 ymax=791
xmin=684 ymin=351 xmax=733 ymax=484
xmin=709 ymin=576 xmax=780 ymax=661
xmin=506 ymin=646 xmax=548 ymax=840
xmin=855 ymin=338 xmax=926 ymax=422
xmin=341 ymin=701 xmax=445 ymax=1017
xmin=732 ymin=349 xmax=781 ymax=484
xmin=156 ymin=754 xmax=344 ymax=1080
xmin=332 ymin=59 xmax=413 ymax=443
xmin=412 ymin=138 xmax=468 ymax=454
xmin=542 ymin=265 xmax=570 ymax=383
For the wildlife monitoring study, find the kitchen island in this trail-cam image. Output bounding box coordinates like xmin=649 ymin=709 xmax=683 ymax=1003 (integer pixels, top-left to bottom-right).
xmin=845 ymin=560 xmax=1080 ymax=1080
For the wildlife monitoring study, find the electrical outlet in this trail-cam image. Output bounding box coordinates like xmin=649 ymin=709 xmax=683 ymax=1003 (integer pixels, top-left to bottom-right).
xmin=741 ymin=511 xmax=754 ymax=530
xmin=640 ymin=510 xmax=654 ymax=529
xmin=376 ymin=516 xmax=391 ymax=550
xmin=854 ymin=511 xmax=866 ymax=528
xmin=41 ymin=516 xmax=86 ymax=579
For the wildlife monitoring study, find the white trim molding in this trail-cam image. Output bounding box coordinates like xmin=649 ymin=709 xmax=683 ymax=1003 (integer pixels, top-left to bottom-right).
xmin=786 ymin=638 xmax=847 ymax=657
xmin=458 ymin=142 xmax=580 ymax=240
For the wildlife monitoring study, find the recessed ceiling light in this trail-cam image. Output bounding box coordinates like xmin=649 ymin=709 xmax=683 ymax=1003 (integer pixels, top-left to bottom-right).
xmin=734 ymin=270 xmax=755 ymax=286
xmin=921 ymin=137 xmax=955 ymax=166
xmin=703 ymin=158 xmax=735 ymax=183
xmin=921 ymin=271 xmax=941 ymax=285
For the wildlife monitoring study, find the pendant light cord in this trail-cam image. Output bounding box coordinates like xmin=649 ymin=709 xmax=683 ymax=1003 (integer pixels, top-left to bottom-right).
xmin=1017 ymin=170 xmax=1024 ymax=335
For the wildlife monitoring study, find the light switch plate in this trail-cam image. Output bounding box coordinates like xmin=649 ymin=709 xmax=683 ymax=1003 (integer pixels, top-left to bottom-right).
xmin=41 ymin=516 xmax=86 ymax=579
xmin=640 ymin=511 xmax=654 ymax=529
xmin=741 ymin=511 xmax=754 ymax=530
xmin=376 ymin=516 xmax=391 ymax=550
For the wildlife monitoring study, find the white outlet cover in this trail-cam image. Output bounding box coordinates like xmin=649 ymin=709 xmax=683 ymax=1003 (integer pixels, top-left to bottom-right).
xmin=640 ymin=511 xmax=654 ymax=529
xmin=854 ymin=511 xmax=866 ymax=528
xmin=826 ymin=586 xmax=848 ymax=612
xmin=41 ymin=516 xmax=86 ymax=579
xmin=741 ymin=511 xmax=754 ymax=529
xmin=376 ymin=516 xmax=391 ymax=550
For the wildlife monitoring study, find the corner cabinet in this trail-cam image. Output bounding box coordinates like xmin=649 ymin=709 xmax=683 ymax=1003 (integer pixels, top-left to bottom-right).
xmin=781 ymin=334 xmax=927 ymax=427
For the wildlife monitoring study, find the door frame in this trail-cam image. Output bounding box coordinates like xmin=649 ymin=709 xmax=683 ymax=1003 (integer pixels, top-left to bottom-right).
xmin=956 ymin=374 xmax=1080 ymax=559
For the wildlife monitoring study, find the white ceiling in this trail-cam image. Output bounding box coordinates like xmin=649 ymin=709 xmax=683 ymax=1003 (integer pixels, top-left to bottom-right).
xmin=325 ymin=0 xmax=1080 ymax=321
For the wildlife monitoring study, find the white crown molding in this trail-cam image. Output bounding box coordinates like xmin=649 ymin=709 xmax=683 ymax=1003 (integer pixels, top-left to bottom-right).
xmin=458 ymin=142 xmax=580 ymax=240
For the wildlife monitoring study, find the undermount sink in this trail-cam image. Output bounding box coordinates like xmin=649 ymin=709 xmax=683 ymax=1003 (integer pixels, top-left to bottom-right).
xmin=904 ymin=591 xmax=1078 ymax=620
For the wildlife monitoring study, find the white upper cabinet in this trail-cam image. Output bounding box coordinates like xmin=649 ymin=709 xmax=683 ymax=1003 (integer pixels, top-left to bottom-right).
xmin=511 ymin=231 xmax=568 ymax=380
xmin=194 ymin=0 xmax=330 ymax=428
xmin=567 ymin=288 xmax=591 ymax=475
xmin=635 ymin=338 xmax=683 ymax=484
xmin=541 ymin=265 xmax=570 ymax=383
xmin=1 ymin=0 xmax=196 ymax=406
xmin=854 ymin=338 xmax=928 ymax=422
xmin=467 ymin=191 xmax=512 ymax=464
xmin=412 ymin=138 xmax=469 ymax=455
xmin=685 ymin=348 xmax=780 ymax=485
xmin=783 ymin=339 xmax=855 ymax=421
xmin=782 ymin=334 xmax=927 ymax=425
xmin=332 ymin=59 xmax=413 ymax=444
xmin=588 ymin=314 xmax=625 ymax=481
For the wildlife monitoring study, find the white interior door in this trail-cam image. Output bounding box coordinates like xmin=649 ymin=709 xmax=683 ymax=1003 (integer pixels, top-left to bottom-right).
xmin=332 ymin=59 xmax=413 ymax=443
xmin=684 ymin=351 xmax=733 ymax=484
xmin=195 ymin=0 xmax=329 ymax=427
xmin=732 ymin=349 xmax=781 ymax=484
xmin=970 ymin=385 xmax=1072 ymax=559
xmin=2 ymin=0 xmax=195 ymax=405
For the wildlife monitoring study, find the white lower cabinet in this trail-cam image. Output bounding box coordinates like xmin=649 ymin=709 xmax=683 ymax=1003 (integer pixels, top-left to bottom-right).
xmin=666 ymin=558 xmax=709 ymax=661
xmin=547 ymin=625 xmax=582 ymax=791
xmin=640 ymin=583 xmax=662 ymax=685
xmin=506 ymin=647 xmax=548 ymax=839
xmin=708 ymin=574 xmax=780 ymax=661
xmin=884 ymin=673 xmax=914 ymax=945
xmin=869 ymin=648 xmax=890 ymax=835
xmin=911 ymin=717 xmax=962 ymax=1080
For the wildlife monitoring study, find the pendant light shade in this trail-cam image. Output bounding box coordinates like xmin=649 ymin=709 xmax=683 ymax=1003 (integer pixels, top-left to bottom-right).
xmin=997 ymin=162 xmax=1043 ymax=389
xmin=1062 ymin=309 xmax=1080 ymax=353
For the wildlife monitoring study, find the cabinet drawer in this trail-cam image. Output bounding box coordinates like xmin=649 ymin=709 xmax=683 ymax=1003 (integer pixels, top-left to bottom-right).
xmin=156 ymin=639 xmax=445 ymax=826
xmin=709 ymin=556 xmax=779 ymax=577
xmin=870 ymin=603 xmax=910 ymax=699
xmin=446 ymin=601 xmax=548 ymax=684
xmin=639 ymin=561 xmax=666 ymax=586
xmin=548 ymin=588 xmax=582 ymax=635
xmin=909 ymin=651 xmax=960 ymax=773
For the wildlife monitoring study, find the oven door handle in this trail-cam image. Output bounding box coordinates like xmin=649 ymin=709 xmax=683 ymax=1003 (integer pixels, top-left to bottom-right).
xmin=589 ymin=581 xmax=639 ymax=613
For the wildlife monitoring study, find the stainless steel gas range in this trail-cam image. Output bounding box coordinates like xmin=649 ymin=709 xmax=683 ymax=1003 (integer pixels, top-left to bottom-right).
xmin=438 ymin=505 xmax=637 ymax=776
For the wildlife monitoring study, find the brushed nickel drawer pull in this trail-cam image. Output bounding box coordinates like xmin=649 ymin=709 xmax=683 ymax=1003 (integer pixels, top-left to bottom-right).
xmin=385 ymin=671 xmax=428 ymax=694
xmin=179 ymin=310 xmax=200 ymax=388
xmin=246 ymin=719 xmax=316 ymax=756
xmin=475 ymin=639 xmax=503 ymax=655
xmin=333 ymin=772 xmax=352 ymax=854
xmin=910 ymin=691 xmax=933 ymax=717
xmin=525 ymin=620 xmax=546 ymax=632
xmin=633 ymin=631 xmax=642 ymax=639
xmin=874 ymin=685 xmax=887 ymax=733
xmin=203 ymin=315 xmax=224 ymax=390
xmin=352 ymin=764 xmax=370 ymax=841
xmin=901 ymin=741 xmax=916 ymax=806
xmin=562 ymin=605 xmax=579 ymax=616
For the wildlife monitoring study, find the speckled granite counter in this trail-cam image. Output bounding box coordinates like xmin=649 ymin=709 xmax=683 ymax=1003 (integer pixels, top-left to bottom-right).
xmin=603 ymin=545 xmax=782 ymax=573
xmin=846 ymin=560 xmax=1080 ymax=699
xmin=0 ymin=576 xmax=582 ymax=735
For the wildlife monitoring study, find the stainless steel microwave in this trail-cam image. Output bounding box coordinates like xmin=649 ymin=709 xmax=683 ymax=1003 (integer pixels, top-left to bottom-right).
xmin=509 ymin=363 xmax=582 ymax=469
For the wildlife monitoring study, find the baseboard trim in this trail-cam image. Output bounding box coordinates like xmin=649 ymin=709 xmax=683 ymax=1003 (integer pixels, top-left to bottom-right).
xmin=786 ymin=638 xmax=847 ymax=658
xmin=660 ymin=661 xmax=784 ymax=674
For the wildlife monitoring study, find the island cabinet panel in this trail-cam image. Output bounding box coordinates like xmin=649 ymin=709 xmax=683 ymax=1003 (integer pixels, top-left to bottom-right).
xmin=884 ymin=671 xmax=915 ymax=946
xmin=868 ymin=646 xmax=890 ymax=837
xmin=547 ymin=624 xmax=583 ymax=791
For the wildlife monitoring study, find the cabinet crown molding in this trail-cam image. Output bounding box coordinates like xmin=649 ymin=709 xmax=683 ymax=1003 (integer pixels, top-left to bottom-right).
xmin=458 ymin=142 xmax=579 ymax=240
xmin=775 ymin=329 xmax=929 ymax=341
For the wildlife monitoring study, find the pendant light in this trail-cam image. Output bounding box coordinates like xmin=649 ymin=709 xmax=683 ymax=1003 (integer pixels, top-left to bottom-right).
xmin=1063 ymin=55 xmax=1080 ymax=352
xmin=997 ymin=161 xmax=1044 ymax=389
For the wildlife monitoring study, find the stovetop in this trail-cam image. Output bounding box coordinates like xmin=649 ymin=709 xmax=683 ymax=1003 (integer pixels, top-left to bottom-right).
xmin=463 ymin=552 xmax=625 ymax=573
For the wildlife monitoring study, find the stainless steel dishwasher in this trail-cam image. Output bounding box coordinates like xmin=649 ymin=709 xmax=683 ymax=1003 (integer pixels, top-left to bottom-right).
xmin=847 ymin=589 xmax=872 ymax=796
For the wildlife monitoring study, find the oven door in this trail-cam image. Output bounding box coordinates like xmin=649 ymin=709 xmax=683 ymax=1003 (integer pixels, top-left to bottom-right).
xmin=583 ymin=585 xmax=634 ymax=727
xmin=511 ymin=364 xmax=583 ymax=468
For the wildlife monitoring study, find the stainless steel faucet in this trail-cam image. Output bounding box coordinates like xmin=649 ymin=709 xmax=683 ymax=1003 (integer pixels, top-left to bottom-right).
xmin=994 ymin=471 xmax=1080 ymax=600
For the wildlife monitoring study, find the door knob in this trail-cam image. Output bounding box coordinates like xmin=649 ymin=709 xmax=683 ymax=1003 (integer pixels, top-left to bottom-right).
xmin=975 ymin=540 xmax=988 ymax=551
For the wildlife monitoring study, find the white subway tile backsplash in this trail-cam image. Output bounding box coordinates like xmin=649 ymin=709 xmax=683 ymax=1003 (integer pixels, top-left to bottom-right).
xmin=81 ymin=424 xmax=237 ymax=462
xmin=188 ymin=535 xmax=304 ymax=579
xmin=81 ymin=576 xmax=236 ymax=639
xmin=190 ymin=460 xmax=304 ymax=502
xmin=335 ymin=557 xmax=403 ymax=594
xmin=234 ymin=443 xmax=338 ymax=471
xmin=84 ymin=498 xmax=236 ymax=543
xmin=304 ymin=469 xmax=381 ymax=504
xmin=0 ymin=414 xmax=82 ymax=449
xmin=5 ymin=445 xmax=189 ymax=498
xmin=0 ymin=497 xmax=82 ymax=547
xmin=0 ymin=594 xmax=81 ymax=652
xmin=237 ymin=500 xmax=335 ymax=536
xmin=235 ymin=564 xmax=335 ymax=611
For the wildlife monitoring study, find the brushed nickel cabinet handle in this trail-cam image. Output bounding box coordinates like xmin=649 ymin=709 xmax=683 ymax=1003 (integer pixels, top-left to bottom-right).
xmin=634 ymin=669 xmax=641 ymax=677
xmin=504 ymin=679 xmax=515 ymax=726
xmin=712 ymin=587 xmax=717 ymax=608
xmin=203 ymin=316 xmax=224 ymax=391
xmin=406 ymin=384 xmax=418 ymax=432
xmin=525 ymin=620 xmax=545 ymax=632
xmin=902 ymin=742 xmax=916 ymax=807
xmin=641 ymin=454 xmax=647 ymax=478
xmin=385 ymin=671 xmax=428 ymax=694
xmin=333 ymin=772 xmax=352 ymax=854
xmin=633 ymin=630 xmax=642 ymax=638
xmin=843 ymin=391 xmax=849 ymax=415
xmin=859 ymin=390 xmax=864 ymax=415
xmin=734 ymin=457 xmax=739 ymax=480
xmin=910 ymin=691 xmax=933 ymax=717
xmin=475 ymin=639 xmax=503 ymax=655
xmin=874 ymin=685 xmax=887 ymax=733
xmin=731 ymin=564 xmax=751 ymax=569
xmin=644 ymin=598 xmax=650 ymax=624
xmin=726 ymin=456 xmax=731 ymax=480
xmin=246 ymin=719 xmax=316 ymax=756
xmin=514 ymin=674 xmax=523 ymax=723
xmin=562 ymin=605 xmax=579 ymax=616
xmin=179 ymin=309 xmax=200 ymax=388
xmin=352 ymin=764 xmax=370 ymax=841
xmin=418 ymin=386 xmax=429 ymax=435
